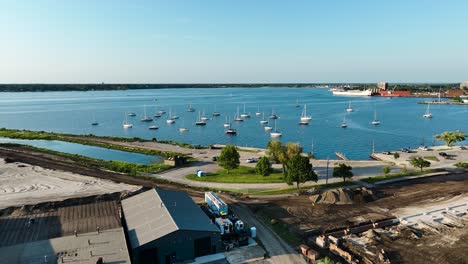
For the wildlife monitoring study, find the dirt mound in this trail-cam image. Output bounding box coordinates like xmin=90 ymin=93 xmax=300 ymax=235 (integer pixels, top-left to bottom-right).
xmin=309 ymin=188 xmax=376 ymax=205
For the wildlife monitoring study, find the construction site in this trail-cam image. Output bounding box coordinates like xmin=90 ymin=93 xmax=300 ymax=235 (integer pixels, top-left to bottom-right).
xmin=247 ymin=173 xmax=468 ymax=263
xmin=0 ymin=143 xmax=467 ymax=263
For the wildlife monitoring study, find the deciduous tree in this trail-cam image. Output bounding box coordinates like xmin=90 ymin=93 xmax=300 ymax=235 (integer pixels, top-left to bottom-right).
xmin=255 ymin=157 xmax=272 ymax=176
xmin=217 ymin=145 xmax=240 ymax=173
xmin=435 ymin=130 xmax=466 ymax=147
xmin=409 ymin=157 xmax=431 ymax=172
xmin=333 ymin=163 xmax=354 ymax=182
xmin=285 ymin=154 xmax=317 ymax=189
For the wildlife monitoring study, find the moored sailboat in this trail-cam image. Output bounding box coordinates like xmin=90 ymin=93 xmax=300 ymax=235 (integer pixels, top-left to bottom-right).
xmin=371 ymin=110 xmax=380 ymax=125
xmin=423 ymin=104 xmax=433 ymax=118
xmin=123 ymin=113 xmax=133 ymax=128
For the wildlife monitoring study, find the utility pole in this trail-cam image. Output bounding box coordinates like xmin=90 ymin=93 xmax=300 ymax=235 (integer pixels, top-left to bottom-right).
xmin=326 ymin=156 xmax=330 ymax=185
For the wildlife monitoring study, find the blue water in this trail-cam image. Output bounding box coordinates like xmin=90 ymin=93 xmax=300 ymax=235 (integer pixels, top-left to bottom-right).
xmin=0 ymin=88 xmax=467 ymax=159
xmin=0 ymin=138 xmax=162 ymax=165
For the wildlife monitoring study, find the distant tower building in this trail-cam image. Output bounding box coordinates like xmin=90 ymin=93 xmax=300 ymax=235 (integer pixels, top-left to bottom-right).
xmin=377 ymin=82 xmax=388 ymax=90
xmin=460 ymin=81 xmax=468 ymax=90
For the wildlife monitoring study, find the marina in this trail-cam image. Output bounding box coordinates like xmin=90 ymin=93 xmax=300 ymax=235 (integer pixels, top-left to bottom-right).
xmin=0 ymin=88 xmax=467 ymax=160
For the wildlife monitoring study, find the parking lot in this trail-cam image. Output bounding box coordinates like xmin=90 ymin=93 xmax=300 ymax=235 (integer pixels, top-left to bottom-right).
xmin=373 ymin=145 xmax=468 ymax=170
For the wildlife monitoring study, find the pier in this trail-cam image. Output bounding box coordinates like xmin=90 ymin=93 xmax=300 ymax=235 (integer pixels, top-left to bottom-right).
xmin=335 ymin=152 xmax=348 ymax=161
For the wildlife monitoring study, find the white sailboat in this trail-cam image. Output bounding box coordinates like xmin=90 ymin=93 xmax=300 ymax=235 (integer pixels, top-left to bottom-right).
xmin=255 ymin=105 xmax=262 ymax=116
xmin=423 ymin=104 xmax=433 ymax=118
xmin=201 ymin=109 xmax=209 ymax=121
xmin=260 ymin=113 xmax=268 ymax=124
xmin=223 ymin=116 xmax=230 ymax=128
xmin=270 ymin=119 xmax=282 ymax=137
xmin=264 ymin=125 xmax=272 ymax=131
xmin=179 ymin=118 xmax=189 ymax=132
xmin=166 ymin=109 xmax=175 ymax=124
xmin=149 ymin=125 xmax=159 ymax=130
xmin=195 ymin=111 xmax=207 ymax=126
xmin=225 ymin=116 xmax=237 ymax=135
xmin=371 ymin=110 xmax=380 ymax=125
xmin=187 ymin=103 xmax=195 ymax=112
xmin=123 ymin=113 xmax=133 ymax=128
xmin=240 ymin=103 xmax=250 ymax=118
xmin=346 ymin=101 xmax=354 ymax=112
xmin=141 ymin=105 xmax=153 ymax=122
xmin=234 ymin=107 xmax=244 ymax=122
xmin=300 ymin=104 xmax=312 ymax=122
xmin=153 ymin=105 xmax=162 ymax=117
xmin=341 ymin=115 xmax=348 ymax=128
xmin=212 ymin=105 xmax=220 ymax=116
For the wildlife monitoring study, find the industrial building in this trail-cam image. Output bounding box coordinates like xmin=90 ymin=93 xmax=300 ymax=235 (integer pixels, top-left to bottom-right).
xmin=377 ymin=82 xmax=388 ymax=90
xmin=0 ymin=200 xmax=131 ymax=263
xmin=460 ymin=81 xmax=468 ymax=90
xmin=122 ymin=189 xmax=222 ymax=264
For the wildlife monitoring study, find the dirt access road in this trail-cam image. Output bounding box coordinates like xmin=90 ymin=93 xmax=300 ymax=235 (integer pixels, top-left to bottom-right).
xmin=229 ymin=202 xmax=307 ymax=264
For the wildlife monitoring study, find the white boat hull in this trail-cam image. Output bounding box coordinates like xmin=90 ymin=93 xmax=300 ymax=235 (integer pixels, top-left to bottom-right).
xmin=333 ymin=90 xmax=372 ymax=96
xmin=270 ymin=132 xmax=282 ymax=137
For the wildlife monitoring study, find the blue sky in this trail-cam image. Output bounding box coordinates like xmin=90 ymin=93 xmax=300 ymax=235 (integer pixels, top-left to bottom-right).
xmin=0 ymin=0 xmax=467 ymax=83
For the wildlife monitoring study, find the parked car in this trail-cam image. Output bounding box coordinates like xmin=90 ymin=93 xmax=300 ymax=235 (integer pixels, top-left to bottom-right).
xmin=438 ymin=152 xmax=448 ymax=157
xmin=401 ymin=148 xmax=410 ymax=153
xmin=245 ymin=158 xmax=258 ymax=163
xmin=418 ymin=146 xmax=429 ymax=151
xmin=212 ymin=156 xmax=218 ymax=161
xmin=382 ymin=151 xmax=392 ymax=155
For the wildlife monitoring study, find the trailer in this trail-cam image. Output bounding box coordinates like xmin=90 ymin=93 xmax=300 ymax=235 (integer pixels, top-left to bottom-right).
xmin=215 ymin=218 xmax=233 ymax=235
xmin=205 ymin=192 xmax=228 ymax=216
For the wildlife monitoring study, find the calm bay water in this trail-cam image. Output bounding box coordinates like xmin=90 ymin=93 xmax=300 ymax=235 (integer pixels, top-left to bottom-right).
xmin=0 ymin=138 xmax=162 ymax=165
xmin=0 ymin=88 xmax=467 ymax=159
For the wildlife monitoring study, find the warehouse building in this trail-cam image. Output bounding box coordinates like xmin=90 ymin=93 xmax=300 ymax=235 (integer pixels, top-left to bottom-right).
xmin=0 ymin=200 xmax=131 ymax=263
xmin=122 ymin=189 xmax=222 ymax=264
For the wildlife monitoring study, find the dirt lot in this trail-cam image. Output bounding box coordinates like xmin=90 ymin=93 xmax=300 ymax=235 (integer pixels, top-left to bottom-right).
xmin=0 ymin=145 xmax=205 ymax=200
xmin=246 ymin=173 xmax=468 ymax=263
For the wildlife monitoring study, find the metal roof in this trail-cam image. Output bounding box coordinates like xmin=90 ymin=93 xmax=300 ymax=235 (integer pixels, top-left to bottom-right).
xmin=122 ymin=189 xmax=219 ymax=249
xmin=0 ymin=228 xmax=131 ymax=264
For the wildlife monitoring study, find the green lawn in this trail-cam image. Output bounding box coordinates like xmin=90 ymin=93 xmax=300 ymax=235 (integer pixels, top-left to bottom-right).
xmin=455 ymin=162 xmax=468 ymax=169
xmin=186 ymin=166 xmax=285 ymax=183
xmin=423 ymin=156 xmax=440 ymax=162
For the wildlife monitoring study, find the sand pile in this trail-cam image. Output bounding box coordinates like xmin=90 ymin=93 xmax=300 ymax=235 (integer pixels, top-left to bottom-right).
xmin=309 ymin=188 xmax=376 ymax=205
xmin=0 ymin=161 xmax=140 ymax=209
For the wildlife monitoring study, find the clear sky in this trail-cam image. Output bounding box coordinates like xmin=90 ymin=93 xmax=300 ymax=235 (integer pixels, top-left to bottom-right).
xmin=1 ymin=0 xmax=467 ymax=83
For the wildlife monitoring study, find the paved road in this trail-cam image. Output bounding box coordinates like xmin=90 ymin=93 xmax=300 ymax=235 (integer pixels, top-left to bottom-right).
xmin=150 ymin=159 xmax=398 ymax=190
xmin=229 ymin=202 xmax=307 ymax=264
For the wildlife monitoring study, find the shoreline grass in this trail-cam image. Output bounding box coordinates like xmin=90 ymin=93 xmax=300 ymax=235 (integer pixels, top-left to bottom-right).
xmin=1 ymin=143 xmax=172 ymax=175
xmin=0 ymin=128 xmax=196 ymax=157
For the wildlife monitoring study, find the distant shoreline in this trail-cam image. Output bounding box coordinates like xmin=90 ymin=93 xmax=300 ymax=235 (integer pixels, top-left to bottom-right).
xmin=0 ymin=83 xmax=460 ymax=92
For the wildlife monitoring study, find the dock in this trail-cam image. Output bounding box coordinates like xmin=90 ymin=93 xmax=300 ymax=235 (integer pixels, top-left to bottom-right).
xmin=335 ymin=152 xmax=348 ymax=161
xmin=369 ymin=153 xmax=382 ymax=161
